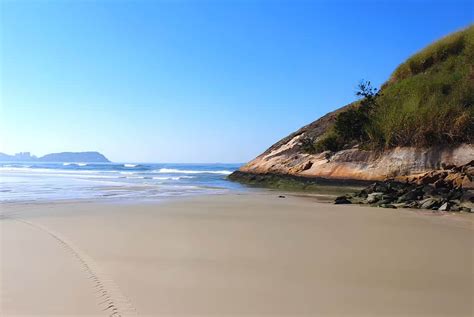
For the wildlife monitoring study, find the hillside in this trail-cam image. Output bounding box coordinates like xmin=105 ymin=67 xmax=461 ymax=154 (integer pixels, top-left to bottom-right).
xmin=0 ymin=151 xmax=110 ymax=162
xmin=38 ymin=152 xmax=110 ymax=162
xmin=230 ymin=25 xmax=474 ymax=184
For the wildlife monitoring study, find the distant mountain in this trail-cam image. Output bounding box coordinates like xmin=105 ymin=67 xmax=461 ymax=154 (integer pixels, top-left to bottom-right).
xmin=0 ymin=151 xmax=110 ymax=162
xmin=38 ymin=152 xmax=110 ymax=162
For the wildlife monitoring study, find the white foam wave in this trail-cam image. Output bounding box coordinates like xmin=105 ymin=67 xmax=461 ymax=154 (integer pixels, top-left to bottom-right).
xmin=123 ymin=164 xmax=138 ymax=168
xmin=63 ymin=162 xmax=88 ymax=166
xmin=0 ymin=167 xmax=96 ymax=175
xmin=0 ymin=168 xmax=117 ymax=179
xmin=153 ymin=176 xmax=195 ymax=180
xmin=156 ymin=168 xmax=232 ymax=175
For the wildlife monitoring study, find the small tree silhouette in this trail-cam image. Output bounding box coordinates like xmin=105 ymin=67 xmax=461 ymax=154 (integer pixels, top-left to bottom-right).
xmin=356 ymin=80 xmax=380 ymax=111
xmin=333 ymin=80 xmax=380 ymax=143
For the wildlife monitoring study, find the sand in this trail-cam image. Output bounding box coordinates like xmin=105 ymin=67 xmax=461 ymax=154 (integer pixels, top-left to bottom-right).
xmin=1 ymin=192 xmax=473 ymax=316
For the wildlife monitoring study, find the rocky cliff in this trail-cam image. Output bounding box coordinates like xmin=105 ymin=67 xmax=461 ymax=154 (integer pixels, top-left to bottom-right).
xmin=235 ymin=139 xmax=473 ymax=181
xmin=230 ymin=26 xmax=473 ymax=185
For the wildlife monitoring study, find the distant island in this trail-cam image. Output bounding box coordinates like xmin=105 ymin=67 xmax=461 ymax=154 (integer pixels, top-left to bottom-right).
xmin=0 ymin=151 xmax=110 ymax=163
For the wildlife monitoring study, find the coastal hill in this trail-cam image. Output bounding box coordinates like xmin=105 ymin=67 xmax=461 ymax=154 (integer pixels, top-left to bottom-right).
xmin=0 ymin=151 xmax=110 ymax=163
xmin=231 ymin=25 xmax=473 ymax=184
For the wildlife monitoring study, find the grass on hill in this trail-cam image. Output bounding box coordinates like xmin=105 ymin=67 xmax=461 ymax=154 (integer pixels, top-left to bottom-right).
xmin=313 ymin=24 xmax=474 ymax=153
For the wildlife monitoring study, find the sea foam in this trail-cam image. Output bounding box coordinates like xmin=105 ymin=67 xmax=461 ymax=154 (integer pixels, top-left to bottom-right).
xmin=157 ymin=168 xmax=232 ymax=175
xmin=63 ymin=162 xmax=88 ymax=166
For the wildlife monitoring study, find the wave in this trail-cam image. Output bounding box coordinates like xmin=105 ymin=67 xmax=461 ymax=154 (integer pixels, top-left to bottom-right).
xmin=0 ymin=167 xmax=97 ymax=174
xmin=153 ymin=176 xmax=195 ymax=180
xmin=156 ymin=168 xmax=232 ymax=175
xmin=0 ymin=164 xmax=31 ymax=168
xmin=0 ymin=168 xmax=117 ymax=179
xmin=123 ymin=164 xmax=138 ymax=168
xmin=63 ymin=162 xmax=88 ymax=166
xmin=122 ymin=175 xmax=195 ymax=181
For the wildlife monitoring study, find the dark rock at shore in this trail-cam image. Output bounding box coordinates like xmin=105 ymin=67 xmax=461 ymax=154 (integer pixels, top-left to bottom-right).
xmin=337 ymin=161 xmax=474 ymax=212
xmin=228 ymin=170 xmax=371 ymax=190
xmin=228 ymin=162 xmax=473 ymax=213
xmin=334 ymin=196 xmax=352 ymax=204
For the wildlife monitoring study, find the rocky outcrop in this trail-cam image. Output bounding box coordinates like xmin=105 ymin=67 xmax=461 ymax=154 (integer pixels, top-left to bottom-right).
xmin=235 ymin=140 xmax=474 ymax=182
xmin=230 ymin=26 xmax=474 ymax=186
xmin=335 ymin=161 xmax=474 ymax=212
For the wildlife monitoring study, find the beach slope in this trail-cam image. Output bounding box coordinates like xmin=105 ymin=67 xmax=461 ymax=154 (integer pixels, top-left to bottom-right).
xmin=1 ymin=194 xmax=473 ymax=316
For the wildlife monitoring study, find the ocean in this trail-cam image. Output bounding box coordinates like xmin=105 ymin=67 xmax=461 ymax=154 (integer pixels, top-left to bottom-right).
xmin=0 ymin=162 xmax=244 ymax=203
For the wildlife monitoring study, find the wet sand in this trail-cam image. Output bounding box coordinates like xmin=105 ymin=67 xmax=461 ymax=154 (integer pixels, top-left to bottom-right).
xmin=1 ymin=193 xmax=473 ymax=316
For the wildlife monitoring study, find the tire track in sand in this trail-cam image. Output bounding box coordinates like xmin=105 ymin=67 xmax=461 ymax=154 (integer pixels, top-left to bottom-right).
xmin=13 ymin=217 xmax=138 ymax=317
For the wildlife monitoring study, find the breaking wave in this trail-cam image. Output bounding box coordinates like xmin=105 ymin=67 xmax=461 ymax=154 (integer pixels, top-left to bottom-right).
xmin=156 ymin=168 xmax=232 ymax=175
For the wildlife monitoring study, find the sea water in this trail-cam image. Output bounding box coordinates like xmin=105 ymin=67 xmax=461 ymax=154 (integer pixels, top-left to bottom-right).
xmin=0 ymin=162 xmax=244 ymax=203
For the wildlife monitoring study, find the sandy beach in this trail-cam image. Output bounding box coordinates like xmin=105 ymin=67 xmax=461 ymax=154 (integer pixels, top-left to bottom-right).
xmin=1 ymin=192 xmax=473 ymax=316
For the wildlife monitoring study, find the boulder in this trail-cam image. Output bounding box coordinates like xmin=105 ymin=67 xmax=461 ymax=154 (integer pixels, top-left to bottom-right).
xmin=460 ymin=207 xmax=472 ymax=213
xmin=417 ymin=171 xmax=445 ymax=185
xmin=421 ymin=185 xmax=436 ymax=195
xmin=433 ymin=179 xmax=448 ymax=189
xmin=449 ymin=205 xmax=461 ymax=212
xmin=445 ymin=172 xmax=465 ymax=188
xmin=448 ymin=189 xmax=464 ymax=200
xmin=419 ymin=198 xmax=441 ymax=209
xmin=438 ymin=202 xmax=450 ymax=211
xmin=461 ymin=175 xmax=474 ymax=189
xmin=444 ymin=173 xmax=462 ymax=183
xmin=367 ymin=192 xmax=384 ymax=204
xmin=341 ymin=161 xmax=474 ymax=212
xmin=404 ymin=201 xmax=420 ymax=209
xmin=463 ymin=166 xmax=474 ymax=176
xmin=334 ymin=196 xmax=352 ymax=204
xmin=397 ymin=188 xmax=423 ymax=202
xmin=379 ymin=203 xmax=397 ymax=209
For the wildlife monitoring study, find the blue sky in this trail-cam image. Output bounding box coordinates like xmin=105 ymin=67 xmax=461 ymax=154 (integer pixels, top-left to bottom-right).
xmin=1 ymin=0 xmax=472 ymax=162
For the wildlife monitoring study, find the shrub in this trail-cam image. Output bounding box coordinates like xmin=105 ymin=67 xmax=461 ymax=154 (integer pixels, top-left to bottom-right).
xmin=299 ymin=136 xmax=318 ymax=154
xmin=315 ymin=131 xmax=344 ymax=152
xmin=333 ymin=80 xmax=379 ymax=144
xmin=334 ymin=107 xmax=368 ymax=141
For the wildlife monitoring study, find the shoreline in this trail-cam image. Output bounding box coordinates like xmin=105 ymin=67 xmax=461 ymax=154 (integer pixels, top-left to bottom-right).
xmin=228 ymin=170 xmax=372 ymax=190
xmin=1 ymin=192 xmax=473 ymax=316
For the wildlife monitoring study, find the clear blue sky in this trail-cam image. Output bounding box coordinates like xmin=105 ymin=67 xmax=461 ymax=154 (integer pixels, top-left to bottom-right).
xmin=1 ymin=0 xmax=472 ymax=162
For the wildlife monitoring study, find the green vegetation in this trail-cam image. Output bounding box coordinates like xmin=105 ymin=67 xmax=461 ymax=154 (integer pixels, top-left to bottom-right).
xmin=228 ymin=171 xmax=367 ymax=193
xmin=299 ymin=136 xmax=319 ymax=154
xmin=314 ymin=130 xmax=343 ymax=152
xmin=308 ymin=25 xmax=474 ymax=153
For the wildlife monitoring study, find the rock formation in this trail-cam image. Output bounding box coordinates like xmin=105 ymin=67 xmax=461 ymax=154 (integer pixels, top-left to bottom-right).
xmin=335 ymin=161 xmax=474 ymax=212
